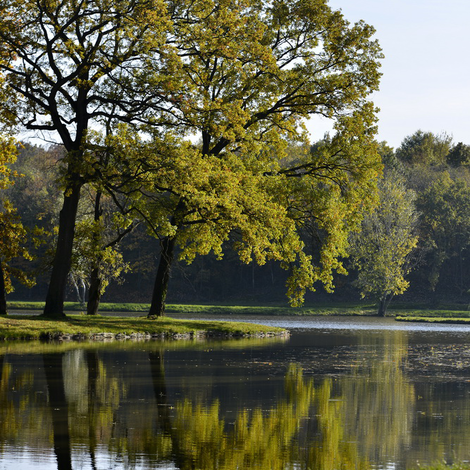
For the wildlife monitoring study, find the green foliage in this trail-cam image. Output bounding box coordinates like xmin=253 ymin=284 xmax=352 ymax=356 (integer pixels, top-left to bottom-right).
xmin=0 ymin=0 xmax=178 ymax=316
xmin=100 ymin=0 xmax=383 ymax=309
xmin=396 ymin=130 xmax=452 ymax=166
xmin=416 ymin=172 xmax=470 ymax=293
xmin=0 ymin=0 xmax=171 ymax=137
xmin=349 ymin=172 xmax=419 ymax=312
xmin=446 ymin=142 xmax=470 ymax=167
xmin=7 ymin=143 xmax=62 ymax=229
xmin=378 ymin=141 xmax=400 ymax=170
xmin=0 ymin=135 xmax=34 ymax=294
xmin=72 ymin=215 xmax=130 ymax=294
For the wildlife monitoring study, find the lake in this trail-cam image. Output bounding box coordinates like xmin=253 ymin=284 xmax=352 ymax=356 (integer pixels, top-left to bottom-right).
xmin=1 ymin=314 xmax=470 ymax=469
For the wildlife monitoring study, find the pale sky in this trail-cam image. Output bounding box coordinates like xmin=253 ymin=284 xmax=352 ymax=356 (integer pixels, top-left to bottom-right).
xmin=307 ymin=0 xmax=470 ymax=149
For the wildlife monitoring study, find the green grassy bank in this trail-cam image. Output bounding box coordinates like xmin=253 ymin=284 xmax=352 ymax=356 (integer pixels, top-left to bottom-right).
xmin=0 ymin=314 xmax=288 ymax=341
xmin=394 ymin=305 xmax=470 ymax=324
xmin=396 ymin=315 xmax=470 ymax=324
xmin=7 ymin=301 xmax=470 ymax=330
xmin=7 ymin=300 xmax=380 ymax=316
xmin=8 ymin=300 xmax=470 ymax=318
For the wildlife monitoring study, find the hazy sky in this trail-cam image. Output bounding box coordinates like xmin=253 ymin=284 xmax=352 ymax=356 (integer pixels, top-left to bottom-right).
xmin=307 ymin=0 xmax=470 ymax=149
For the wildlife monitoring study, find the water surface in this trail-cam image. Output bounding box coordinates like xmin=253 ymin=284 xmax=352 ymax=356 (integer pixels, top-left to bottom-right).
xmin=1 ymin=315 xmax=470 ymax=469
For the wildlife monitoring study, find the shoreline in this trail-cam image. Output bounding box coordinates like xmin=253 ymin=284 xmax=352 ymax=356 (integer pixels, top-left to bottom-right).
xmin=0 ymin=314 xmax=289 ymax=341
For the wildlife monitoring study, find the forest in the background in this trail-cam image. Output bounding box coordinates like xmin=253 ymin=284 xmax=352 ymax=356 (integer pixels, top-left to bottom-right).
xmin=6 ymin=129 xmax=470 ymax=308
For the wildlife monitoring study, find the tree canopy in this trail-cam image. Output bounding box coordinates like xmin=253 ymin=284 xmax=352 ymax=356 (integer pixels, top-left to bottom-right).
xmin=349 ymin=172 xmax=419 ymax=316
xmin=99 ymin=0 xmax=384 ymax=315
xmin=416 ymin=172 xmax=470 ymax=294
xmin=395 ymin=130 xmax=452 ymax=166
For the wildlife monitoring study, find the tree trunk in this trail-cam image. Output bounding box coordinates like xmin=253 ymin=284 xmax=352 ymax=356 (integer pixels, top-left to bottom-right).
xmin=377 ymin=298 xmax=387 ymax=317
xmin=0 ymin=262 xmax=7 ymax=316
xmin=377 ymin=294 xmax=393 ymax=317
xmin=148 ymin=236 xmax=177 ymax=318
xmin=87 ymin=267 xmax=102 ymax=316
xmin=43 ymin=182 xmax=81 ymax=318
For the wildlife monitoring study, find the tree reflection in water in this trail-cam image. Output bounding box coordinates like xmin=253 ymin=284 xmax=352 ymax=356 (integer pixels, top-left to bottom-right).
xmin=43 ymin=353 xmax=73 ymax=470
xmin=163 ymin=365 xmax=370 ymax=470
xmin=0 ymin=344 xmax=372 ymax=469
xmin=0 ymin=332 xmax=470 ymax=469
xmin=341 ymin=331 xmax=415 ymax=464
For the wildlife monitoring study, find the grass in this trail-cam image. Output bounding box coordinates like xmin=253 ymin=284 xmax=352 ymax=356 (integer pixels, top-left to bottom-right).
xmin=0 ymin=314 xmax=288 ymax=341
xmin=8 ymin=300 xmax=470 ymax=327
xmin=396 ymin=315 xmax=470 ymax=324
xmin=8 ymin=301 xmax=151 ymax=313
xmin=394 ymin=306 xmax=470 ymax=324
xmin=7 ymin=300 xmax=380 ymax=316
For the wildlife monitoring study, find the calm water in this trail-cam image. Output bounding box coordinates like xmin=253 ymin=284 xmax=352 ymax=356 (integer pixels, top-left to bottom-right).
xmin=2 ymin=315 xmax=470 ymax=469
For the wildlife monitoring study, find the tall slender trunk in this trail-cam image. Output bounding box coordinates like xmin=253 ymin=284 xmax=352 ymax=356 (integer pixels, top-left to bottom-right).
xmin=0 ymin=262 xmax=7 ymax=316
xmin=148 ymin=236 xmax=177 ymax=318
xmin=87 ymin=191 xmax=103 ymax=316
xmin=43 ymin=180 xmax=82 ymax=318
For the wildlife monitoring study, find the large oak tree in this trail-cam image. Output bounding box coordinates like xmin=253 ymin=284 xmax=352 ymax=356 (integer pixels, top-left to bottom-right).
xmin=104 ymin=0 xmax=384 ymax=316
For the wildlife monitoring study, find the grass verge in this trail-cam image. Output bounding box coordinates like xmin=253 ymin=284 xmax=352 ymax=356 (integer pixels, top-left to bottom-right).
xmin=7 ymin=301 xmax=379 ymax=316
xmin=8 ymin=300 xmax=470 ymax=321
xmin=396 ymin=316 xmax=470 ymax=324
xmin=0 ymin=314 xmax=288 ymax=341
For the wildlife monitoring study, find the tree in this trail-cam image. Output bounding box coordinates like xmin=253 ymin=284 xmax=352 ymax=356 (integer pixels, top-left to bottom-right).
xmin=102 ymin=0 xmax=383 ymax=316
xmin=7 ymin=143 xmax=62 ymax=231
xmin=349 ymin=173 xmax=419 ymax=316
xmin=416 ymin=172 xmax=470 ymax=296
xmin=396 ymin=130 xmax=452 ymax=166
xmin=0 ymin=0 xmax=171 ymax=317
xmin=378 ymin=141 xmax=400 ymax=171
xmin=446 ymin=142 xmax=470 ymax=167
xmin=70 ymin=188 xmax=134 ymax=315
xmin=0 ymin=135 xmax=34 ymax=314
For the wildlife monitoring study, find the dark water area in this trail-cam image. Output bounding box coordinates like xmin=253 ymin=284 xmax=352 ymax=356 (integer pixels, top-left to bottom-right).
xmin=2 ymin=315 xmax=470 ymax=469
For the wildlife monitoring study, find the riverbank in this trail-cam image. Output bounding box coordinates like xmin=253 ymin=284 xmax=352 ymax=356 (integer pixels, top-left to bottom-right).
xmin=0 ymin=314 xmax=288 ymax=341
